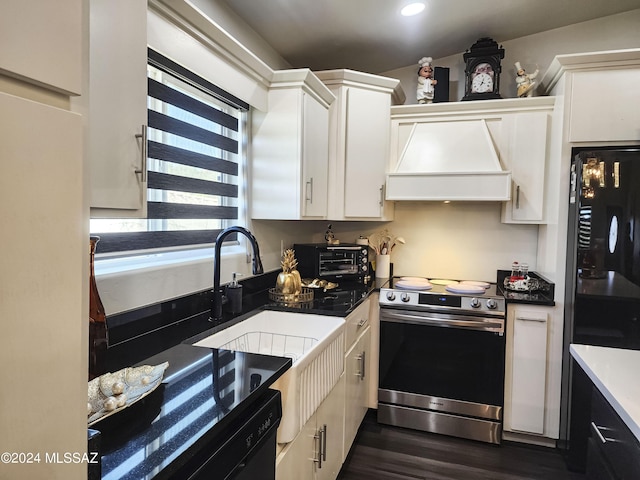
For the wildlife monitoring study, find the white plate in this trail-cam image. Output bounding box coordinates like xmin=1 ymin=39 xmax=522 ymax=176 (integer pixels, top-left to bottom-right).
xmin=400 ymin=276 xmax=429 ymax=282
xmin=430 ymin=279 xmax=458 ymax=286
xmin=460 ymin=280 xmax=490 ymax=288
xmin=395 ymin=280 xmax=433 ymax=290
xmin=445 ymin=284 xmax=485 ymax=294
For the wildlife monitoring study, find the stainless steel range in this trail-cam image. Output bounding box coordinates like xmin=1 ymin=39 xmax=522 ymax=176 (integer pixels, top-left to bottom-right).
xmin=378 ymin=277 xmax=506 ymax=444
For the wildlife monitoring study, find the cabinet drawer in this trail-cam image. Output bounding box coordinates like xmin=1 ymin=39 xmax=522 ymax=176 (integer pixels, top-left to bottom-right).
xmin=590 ymin=388 xmax=640 ymax=479
xmin=586 ymin=435 xmax=616 ymax=480
xmin=345 ymin=298 xmax=370 ymax=349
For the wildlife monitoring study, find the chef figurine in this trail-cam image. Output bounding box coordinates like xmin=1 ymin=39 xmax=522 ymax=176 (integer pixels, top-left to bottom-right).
xmin=417 ymin=57 xmax=437 ymax=104
xmin=515 ymin=61 xmax=539 ymax=97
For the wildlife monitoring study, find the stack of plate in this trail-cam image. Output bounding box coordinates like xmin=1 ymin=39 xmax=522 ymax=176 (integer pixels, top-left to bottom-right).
xmin=445 ymin=280 xmax=490 ymax=294
xmin=396 ymin=277 xmax=432 ymax=290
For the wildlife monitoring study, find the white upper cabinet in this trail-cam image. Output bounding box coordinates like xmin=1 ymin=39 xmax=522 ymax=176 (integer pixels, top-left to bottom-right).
xmin=0 ymin=0 xmax=82 ymax=95
xmin=500 ymin=103 xmax=554 ymax=224
xmin=540 ymin=49 xmax=640 ymax=144
xmin=251 ymin=69 xmax=334 ymax=220
xmin=315 ymin=70 xmax=405 ymax=221
xmin=88 ymin=0 xmax=148 ymax=216
xmin=569 ymin=68 xmax=640 ymax=143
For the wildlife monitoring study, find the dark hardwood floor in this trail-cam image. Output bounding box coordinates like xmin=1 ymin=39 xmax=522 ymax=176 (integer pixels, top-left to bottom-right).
xmin=337 ymin=412 xmax=586 ymax=480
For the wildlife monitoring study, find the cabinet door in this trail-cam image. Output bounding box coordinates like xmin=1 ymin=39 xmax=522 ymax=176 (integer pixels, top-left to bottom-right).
xmin=343 ymin=88 xmax=392 ymax=219
xmin=343 ymin=327 xmax=371 ymax=460
xmin=505 ymin=307 xmax=548 ymax=434
xmin=89 ymin=0 xmax=147 ymax=215
xmin=0 ymin=0 xmax=82 ymax=95
xmin=502 ymin=112 xmax=549 ymax=223
xmin=570 ymin=68 xmax=640 ymax=142
xmin=275 ymin=411 xmax=316 ymax=480
xmin=315 ymin=374 xmax=345 ymax=480
xmin=302 ymin=92 xmax=329 ymax=218
xmin=276 ymin=375 xmax=345 ymax=480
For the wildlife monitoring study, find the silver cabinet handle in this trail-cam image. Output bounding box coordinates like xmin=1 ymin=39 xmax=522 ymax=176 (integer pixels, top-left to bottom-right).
xmin=357 ymin=317 xmax=367 ymax=328
xmin=360 ymin=351 xmax=366 ymax=380
xmin=515 ymin=184 xmax=520 ymax=209
xmin=134 ymin=124 xmax=147 ymax=182
xmin=313 ymin=428 xmax=322 ymax=468
xmin=516 ymin=316 xmax=547 ymax=323
xmin=306 ymin=177 xmax=314 ymax=203
xmin=590 ymin=421 xmax=608 ymax=444
xmin=321 ymin=424 xmax=327 ymax=461
xmin=313 ymin=425 xmax=326 ymax=468
xmin=379 ymin=185 xmax=384 ymax=206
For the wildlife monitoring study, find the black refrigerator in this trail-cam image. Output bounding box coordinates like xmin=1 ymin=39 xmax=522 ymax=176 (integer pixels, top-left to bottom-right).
xmin=559 ymin=146 xmax=640 ymax=471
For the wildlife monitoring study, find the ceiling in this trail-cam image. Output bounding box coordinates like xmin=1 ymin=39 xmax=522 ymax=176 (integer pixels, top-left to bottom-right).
xmin=219 ymin=0 xmax=640 ymax=74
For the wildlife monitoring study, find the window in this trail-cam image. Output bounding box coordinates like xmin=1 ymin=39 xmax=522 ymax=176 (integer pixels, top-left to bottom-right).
xmin=90 ymin=49 xmax=249 ymax=254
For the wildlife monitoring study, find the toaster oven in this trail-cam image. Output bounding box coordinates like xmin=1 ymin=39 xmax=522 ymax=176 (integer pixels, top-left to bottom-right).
xmin=293 ymin=243 xmax=368 ymax=281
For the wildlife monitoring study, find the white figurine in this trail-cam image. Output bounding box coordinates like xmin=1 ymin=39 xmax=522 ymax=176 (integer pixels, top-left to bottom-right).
xmin=417 ymin=57 xmax=438 ymax=104
xmin=515 ymin=61 xmax=539 ymax=97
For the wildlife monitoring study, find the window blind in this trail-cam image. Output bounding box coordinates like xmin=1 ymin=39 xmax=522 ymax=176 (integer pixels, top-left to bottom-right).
xmin=92 ymin=49 xmax=249 ymax=253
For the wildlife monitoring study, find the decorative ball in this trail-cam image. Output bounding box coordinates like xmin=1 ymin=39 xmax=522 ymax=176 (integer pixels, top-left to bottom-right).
xmin=111 ymin=381 xmax=125 ymax=395
xmin=103 ymin=396 xmax=118 ymax=411
xmin=116 ymin=394 xmax=127 ymax=408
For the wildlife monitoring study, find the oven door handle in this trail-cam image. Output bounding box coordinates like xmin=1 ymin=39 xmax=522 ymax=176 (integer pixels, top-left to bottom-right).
xmin=380 ymin=309 xmax=504 ymax=333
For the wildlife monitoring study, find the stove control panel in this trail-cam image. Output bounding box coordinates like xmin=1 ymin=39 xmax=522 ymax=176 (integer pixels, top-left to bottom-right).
xmin=380 ymin=288 xmax=505 ymax=314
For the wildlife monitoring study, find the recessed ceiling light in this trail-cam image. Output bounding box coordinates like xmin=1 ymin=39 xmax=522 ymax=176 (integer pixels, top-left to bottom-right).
xmin=401 ymin=2 xmax=426 ymax=16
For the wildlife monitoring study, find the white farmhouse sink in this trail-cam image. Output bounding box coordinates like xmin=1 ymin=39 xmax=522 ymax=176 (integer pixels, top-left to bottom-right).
xmin=193 ymin=310 xmax=345 ymax=443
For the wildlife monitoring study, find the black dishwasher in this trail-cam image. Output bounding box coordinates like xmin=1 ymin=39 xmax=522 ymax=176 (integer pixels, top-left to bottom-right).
xmin=178 ymin=388 xmax=282 ymax=480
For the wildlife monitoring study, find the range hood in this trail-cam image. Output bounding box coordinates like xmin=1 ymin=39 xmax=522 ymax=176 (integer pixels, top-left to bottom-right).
xmin=386 ymin=119 xmax=511 ymax=201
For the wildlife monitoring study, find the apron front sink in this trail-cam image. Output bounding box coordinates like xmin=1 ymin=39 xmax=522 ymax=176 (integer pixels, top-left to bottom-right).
xmin=194 ymin=310 xmax=345 ymax=444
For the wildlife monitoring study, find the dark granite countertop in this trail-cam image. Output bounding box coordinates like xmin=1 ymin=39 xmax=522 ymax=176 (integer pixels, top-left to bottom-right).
xmin=97 ymin=343 xmax=291 ymax=480
xmin=496 ymin=270 xmax=556 ymax=306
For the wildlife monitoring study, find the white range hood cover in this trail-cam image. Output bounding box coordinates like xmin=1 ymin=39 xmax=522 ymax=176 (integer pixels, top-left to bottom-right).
xmin=386 ymin=119 xmax=511 ymax=201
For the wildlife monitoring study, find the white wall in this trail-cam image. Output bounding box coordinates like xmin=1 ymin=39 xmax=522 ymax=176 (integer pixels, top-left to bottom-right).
xmin=384 ymin=9 xmax=640 ymax=104
xmin=300 ymin=203 xmax=537 ymax=282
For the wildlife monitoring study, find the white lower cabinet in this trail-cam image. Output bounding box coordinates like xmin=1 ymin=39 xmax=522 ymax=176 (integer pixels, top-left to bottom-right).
xmin=343 ymin=327 xmax=371 ymax=459
xmin=276 ymin=374 xmax=345 ymax=480
xmin=504 ymin=305 xmax=549 ymax=435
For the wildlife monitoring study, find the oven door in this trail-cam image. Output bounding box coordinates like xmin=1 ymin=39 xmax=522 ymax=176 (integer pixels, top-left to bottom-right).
xmin=378 ymin=307 xmax=505 ymax=408
xmin=318 ymin=249 xmax=360 ymax=278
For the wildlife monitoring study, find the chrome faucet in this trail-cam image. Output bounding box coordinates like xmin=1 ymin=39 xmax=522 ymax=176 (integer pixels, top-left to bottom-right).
xmin=211 ymin=226 xmax=264 ymax=322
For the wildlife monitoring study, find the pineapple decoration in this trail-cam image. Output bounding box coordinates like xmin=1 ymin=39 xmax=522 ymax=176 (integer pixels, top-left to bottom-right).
xmin=276 ymin=249 xmax=302 ymax=295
